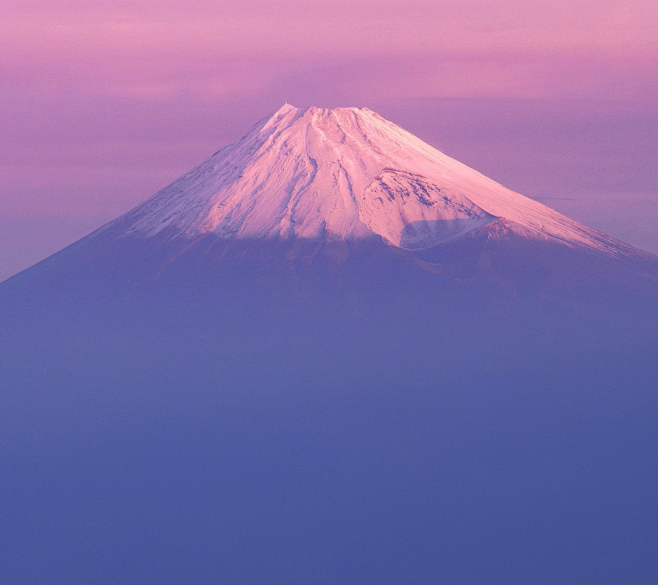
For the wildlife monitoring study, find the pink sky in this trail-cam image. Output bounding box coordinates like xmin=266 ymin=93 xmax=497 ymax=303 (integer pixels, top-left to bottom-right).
xmin=2 ymin=0 xmax=657 ymax=280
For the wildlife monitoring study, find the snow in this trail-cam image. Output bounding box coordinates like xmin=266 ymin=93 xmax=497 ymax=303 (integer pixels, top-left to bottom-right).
xmin=101 ymin=104 xmax=641 ymax=257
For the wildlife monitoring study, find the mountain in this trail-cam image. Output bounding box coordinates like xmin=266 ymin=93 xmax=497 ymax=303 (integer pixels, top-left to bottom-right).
xmin=2 ymin=105 xmax=658 ymax=585
xmin=98 ymin=103 xmax=632 ymax=253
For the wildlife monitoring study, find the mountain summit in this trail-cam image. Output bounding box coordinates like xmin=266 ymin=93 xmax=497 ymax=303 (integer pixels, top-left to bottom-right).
xmin=99 ymin=104 xmax=636 ymax=257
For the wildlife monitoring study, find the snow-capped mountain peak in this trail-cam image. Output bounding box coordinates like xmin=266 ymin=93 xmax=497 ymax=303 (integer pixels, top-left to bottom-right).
xmin=101 ymin=104 xmax=634 ymax=256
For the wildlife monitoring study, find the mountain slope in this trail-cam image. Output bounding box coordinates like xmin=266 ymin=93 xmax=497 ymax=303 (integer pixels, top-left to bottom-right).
xmin=92 ymin=104 xmax=647 ymax=260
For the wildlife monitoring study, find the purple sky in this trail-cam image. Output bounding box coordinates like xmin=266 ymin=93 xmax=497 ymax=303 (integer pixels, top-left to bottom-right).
xmin=2 ymin=0 xmax=657 ymax=281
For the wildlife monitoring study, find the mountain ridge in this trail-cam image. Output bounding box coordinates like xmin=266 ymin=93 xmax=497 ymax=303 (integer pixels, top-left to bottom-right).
xmin=83 ymin=103 xmax=649 ymax=263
